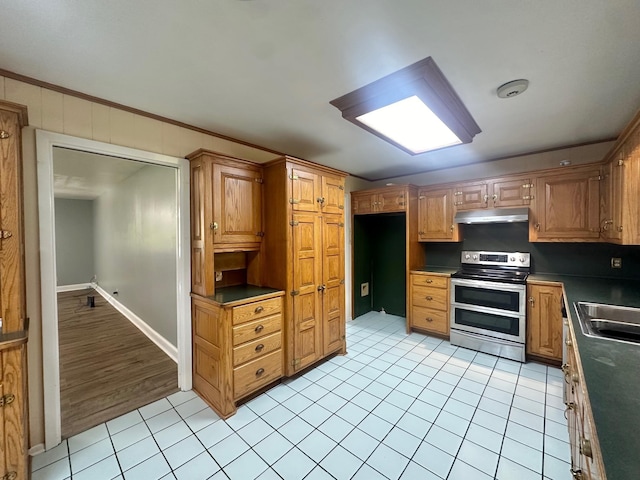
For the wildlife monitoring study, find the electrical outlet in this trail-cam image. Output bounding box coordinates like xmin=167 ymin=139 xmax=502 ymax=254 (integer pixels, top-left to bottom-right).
xmin=215 ymin=271 xmax=223 ymax=281
xmin=360 ymin=282 xmax=369 ymax=297
xmin=611 ymin=257 xmax=622 ymax=268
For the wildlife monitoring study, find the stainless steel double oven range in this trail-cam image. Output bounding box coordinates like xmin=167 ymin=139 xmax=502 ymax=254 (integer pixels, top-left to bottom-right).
xmin=450 ymin=251 xmax=531 ymax=362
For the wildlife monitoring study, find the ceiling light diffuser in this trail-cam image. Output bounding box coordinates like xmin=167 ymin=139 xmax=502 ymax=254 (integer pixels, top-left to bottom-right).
xmin=330 ymin=57 xmax=481 ymax=155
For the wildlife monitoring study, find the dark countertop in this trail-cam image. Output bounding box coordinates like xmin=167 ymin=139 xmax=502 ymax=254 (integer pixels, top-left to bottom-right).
xmin=204 ymin=285 xmax=284 ymax=305
xmin=529 ymin=274 xmax=640 ymax=480
xmin=411 ymin=266 xmax=458 ymax=275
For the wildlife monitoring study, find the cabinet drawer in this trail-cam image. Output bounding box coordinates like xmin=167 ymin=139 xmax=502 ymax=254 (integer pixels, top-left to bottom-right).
xmin=411 ymin=274 xmax=448 ymax=289
xmin=233 ymin=331 xmax=282 ymax=367
xmin=412 ymin=285 xmax=449 ymax=311
xmin=412 ymin=306 xmax=449 ymax=335
xmin=233 ymin=314 xmax=281 ymax=346
xmin=234 ymin=350 xmax=282 ymax=399
xmin=232 ymin=297 xmax=282 ymax=325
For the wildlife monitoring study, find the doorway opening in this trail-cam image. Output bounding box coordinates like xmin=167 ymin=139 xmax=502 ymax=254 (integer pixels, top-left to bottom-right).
xmin=37 ymin=131 xmax=191 ymax=449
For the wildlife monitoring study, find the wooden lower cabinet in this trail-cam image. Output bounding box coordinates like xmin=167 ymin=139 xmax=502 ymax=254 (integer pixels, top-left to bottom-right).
xmin=192 ymin=293 xmax=284 ymax=418
xmin=564 ymin=322 xmax=606 ymax=479
xmin=408 ymin=272 xmax=450 ymax=336
xmin=526 ymin=282 xmax=563 ymax=362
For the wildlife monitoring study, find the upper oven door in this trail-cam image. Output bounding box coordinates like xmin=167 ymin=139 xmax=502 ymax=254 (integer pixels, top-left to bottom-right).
xmin=450 ymin=278 xmax=525 ymax=314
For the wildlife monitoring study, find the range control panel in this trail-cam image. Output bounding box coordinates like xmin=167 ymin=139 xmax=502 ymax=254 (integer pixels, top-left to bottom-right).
xmin=460 ymin=250 xmax=530 ymax=267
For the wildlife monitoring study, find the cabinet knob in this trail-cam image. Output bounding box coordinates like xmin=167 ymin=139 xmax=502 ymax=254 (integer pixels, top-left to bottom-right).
xmin=564 ymin=402 xmax=575 ymax=419
xmin=0 ymin=130 xmax=10 ymax=139
xmin=210 ymin=222 xmax=218 ymax=231
xmin=256 ymin=368 xmax=265 ymax=377
xmin=255 ymin=344 xmax=264 ymax=352
xmin=418 ymin=231 xmax=425 ymax=236
xmin=426 ymin=279 xmax=433 ymax=284
xmin=254 ymin=306 xmax=264 ymax=314
xmin=483 ymin=194 xmax=489 ymax=204
xmin=426 ymin=317 xmax=433 ymax=322
xmin=529 ymin=296 xmax=535 ymax=307
xmin=450 ymin=224 xmax=454 ymax=232
xmin=425 ymin=296 xmax=433 ymax=301
xmin=255 ymin=325 xmax=264 ymax=333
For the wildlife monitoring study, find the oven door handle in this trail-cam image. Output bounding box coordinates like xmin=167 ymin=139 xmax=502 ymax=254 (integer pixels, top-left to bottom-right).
xmin=450 ymin=277 xmax=527 ymax=293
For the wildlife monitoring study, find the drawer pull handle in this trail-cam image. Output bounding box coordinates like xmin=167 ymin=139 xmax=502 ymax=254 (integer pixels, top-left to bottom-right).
xmin=255 ymin=306 xmax=264 ymax=314
xmin=425 ymin=296 xmax=433 ymax=301
xmin=426 ymin=317 xmax=433 ymax=322
xmin=255 ymin=325 xmax=264 ymax=333
xmin=256 ymin=368 xmax=265 ymax=377
xmin=426 ymin=279 xmax=433 ymax=284
xmin=255 ymin=344 xmax=264 ymax=352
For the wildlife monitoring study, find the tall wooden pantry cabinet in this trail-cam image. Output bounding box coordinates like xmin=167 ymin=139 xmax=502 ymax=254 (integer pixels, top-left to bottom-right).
xmin=0 ymin=101 xmax=29 ymax=480
xmin=262 ymin=157 xmax=348 ymax=376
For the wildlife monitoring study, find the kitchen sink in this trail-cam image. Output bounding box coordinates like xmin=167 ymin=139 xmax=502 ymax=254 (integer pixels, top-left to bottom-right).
xmin=574 ymin=302 xmax=640 ymax=344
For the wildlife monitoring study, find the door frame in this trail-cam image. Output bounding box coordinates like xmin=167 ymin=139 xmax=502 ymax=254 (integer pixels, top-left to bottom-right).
xmin=36 ymin=130 xmax=192 ymax=449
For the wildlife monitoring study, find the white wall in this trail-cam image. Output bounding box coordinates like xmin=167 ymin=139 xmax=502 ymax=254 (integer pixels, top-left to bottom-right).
xmin=54 ymin=198 xmax=95 ymax=286
xmin=94 ymin=164 xmax=178 ymax=346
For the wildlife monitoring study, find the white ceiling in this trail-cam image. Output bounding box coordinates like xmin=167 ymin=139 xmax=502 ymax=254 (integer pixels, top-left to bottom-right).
xmin=3 ymin=1 xmax=640 ymax=180
xmin=53 ymin=148 xmax=147 ymax=199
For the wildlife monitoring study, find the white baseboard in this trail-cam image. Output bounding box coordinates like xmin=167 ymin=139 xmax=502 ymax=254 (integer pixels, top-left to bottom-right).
xmin=94 ymin=285 xmax=178 ymax=363
xmin=29 ymin=443 xmax=45 ymax=456
xmin=56 ymin=283 xmax=92 ymax=293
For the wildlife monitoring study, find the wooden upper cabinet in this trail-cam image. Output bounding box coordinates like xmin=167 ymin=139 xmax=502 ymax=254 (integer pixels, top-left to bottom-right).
xmin=454 ymin=177 xmax=533 ymax=210
xmin=213 ymin=162 xmax=263 ymax=245
xmin=600 ymin=110 xmax=640 ymax=245
xmin=417 ymin=188 xmax=460 ymax=242
xmin=532 ymin=166 xmax=601 ymax=241
xmin=291 ymin=169 xmax=345 ymax=214
xmin=453 ymin=182 xmax=488 ymax=210
xmin=351 ymin=186 xmax=407 ymax=215
xmin=321 ymin=175 xmax=345 ymax=215
xmin=526 ymin=282 xmax=563 ymax=362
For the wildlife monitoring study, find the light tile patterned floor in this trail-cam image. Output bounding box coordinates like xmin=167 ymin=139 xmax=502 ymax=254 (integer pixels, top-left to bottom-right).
xmin=32 ymin=312 xmax=572 ymax=480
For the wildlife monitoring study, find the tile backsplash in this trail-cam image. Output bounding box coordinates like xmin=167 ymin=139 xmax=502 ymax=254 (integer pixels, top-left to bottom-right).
xmin=424 ymin=223 xmax=640 ymax=280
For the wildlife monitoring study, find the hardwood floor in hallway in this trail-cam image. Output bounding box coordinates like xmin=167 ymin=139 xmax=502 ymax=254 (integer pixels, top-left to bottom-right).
xmin=58 ymin=288 xmax=179 ymax=439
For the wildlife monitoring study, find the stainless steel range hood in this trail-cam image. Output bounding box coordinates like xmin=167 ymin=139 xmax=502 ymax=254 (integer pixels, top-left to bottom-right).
xmin=454 ymin=207 xmax=529 ymax=224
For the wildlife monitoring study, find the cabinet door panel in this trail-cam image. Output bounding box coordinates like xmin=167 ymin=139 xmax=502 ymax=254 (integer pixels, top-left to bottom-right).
xmin=321 ymin=175 xmax=345 ymax=215
xmin=535 ymin=170 xmax=600 ymax=240
xmin=292 ymin=214 xmax=322 ymax=370
xmin=418 ymin=188 xmax=456 ymax=241
xmin=526 ymin=283 xmax=562 ymax=360
xmin=213 ymin=164 xmax=262 ymax=244
xmin=190 ymin=159 xmax=213 ymax=295
xmin=322 ymin=216 xmax=345 ymax=354
xmin=377 ymin=188 xmax=406 ymax=212
xmin=352 ymin=193 xmax=374 ymax=215
xmin=493 ymin=178 xmax=531 ymax=207
xmin=291 ymin=169 xmax=320 ymax=212
xmin=454 ymin=183 xmax=488 ymax=210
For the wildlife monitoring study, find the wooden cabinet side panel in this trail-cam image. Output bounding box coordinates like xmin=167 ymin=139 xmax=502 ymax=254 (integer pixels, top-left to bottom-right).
xmin=190 ymin=160 xmax=213 ymax=296
xmin=0 ymin=109 xmax=26 ymax=332
xmin=192 ymin=299 xmax=234 ymax=416
xmin=621 ymin=144 xmax=640 ymax=244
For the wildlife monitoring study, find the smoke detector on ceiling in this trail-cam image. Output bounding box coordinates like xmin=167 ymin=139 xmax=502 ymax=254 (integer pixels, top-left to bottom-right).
xmin=497 ymin=79 xmax=529 ymax=98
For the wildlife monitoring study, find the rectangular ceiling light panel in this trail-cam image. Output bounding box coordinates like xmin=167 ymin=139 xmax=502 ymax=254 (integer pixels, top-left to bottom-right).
xmin=330 ymin=57 xmax=481 ymax=155
xmin=356 ymin=95 xmax=462 ymax=154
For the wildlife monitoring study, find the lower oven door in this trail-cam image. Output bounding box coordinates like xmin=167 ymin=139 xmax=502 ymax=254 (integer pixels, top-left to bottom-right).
xmin=450 ymin=278 xmax=526 ymax=344
xmin=451 ymin=304 xmax=526 ymax=343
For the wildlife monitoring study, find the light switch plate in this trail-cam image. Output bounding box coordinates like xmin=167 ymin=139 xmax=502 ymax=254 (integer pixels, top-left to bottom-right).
xmin=361 ymin=282 xmax=369 ymax=296
xmin=611 ymin=257 xmax=622 ymax=268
